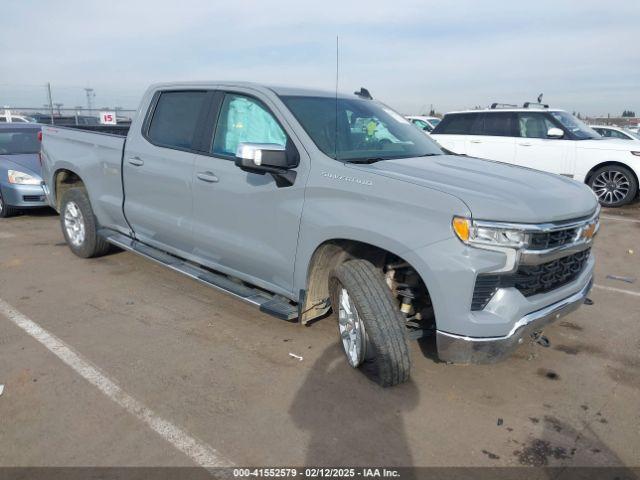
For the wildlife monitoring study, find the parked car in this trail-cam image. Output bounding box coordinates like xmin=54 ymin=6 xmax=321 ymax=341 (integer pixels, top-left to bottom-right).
xmin=41 ymin=82 xmax=598 ymax=386
xmin=0 ymin=124 xmax=48 ymax=217
xmin=0 ymin=114 xmax=35 ymax=123
xmin=406 ymin=115 xmax=441 ymax=133
xmin=591 ymin=125 xmax=640 ymax=142
xmin=431 ymin=105 xmax=640 ymax=207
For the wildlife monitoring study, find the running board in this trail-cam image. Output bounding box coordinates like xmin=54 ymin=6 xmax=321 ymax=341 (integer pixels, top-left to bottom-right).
xmin=100 ymin=230 xmax=298 ymax=321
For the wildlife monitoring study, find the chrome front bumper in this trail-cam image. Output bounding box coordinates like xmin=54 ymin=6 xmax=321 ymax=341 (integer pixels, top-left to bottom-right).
xmin=436 ymin=277 xmax=593 ymax=364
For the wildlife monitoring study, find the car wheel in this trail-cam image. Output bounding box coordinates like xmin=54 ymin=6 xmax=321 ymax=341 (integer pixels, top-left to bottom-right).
xmin=0 ymin=191 xmax=18 ymax=218
xmin=589 ymin=165 xmax=638 ymax=207
xmin=60 ymin=188 xmax=111 ymax=258
xmin=329 ymin=259 xmax=411 ymax=387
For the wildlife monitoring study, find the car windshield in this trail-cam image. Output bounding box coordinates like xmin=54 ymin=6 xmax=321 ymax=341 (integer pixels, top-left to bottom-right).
xmin=280 ymin=96 xmax=444 ymax=161
xmin=428 ymin=118 xmax=441 ymax=126
xmin=0 ymin=128 xmax=40 ymax=154
xmin=626 ymin=129 xmax=640 ymax=140
xmin=549 ymin=111 xmax=601 ymax=140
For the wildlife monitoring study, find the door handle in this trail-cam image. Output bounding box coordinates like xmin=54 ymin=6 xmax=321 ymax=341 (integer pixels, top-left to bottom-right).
xmin=128 ymin=157 xmax=144 ymax=166
xmin=470 ymin=140 xmax=482 ymax=144
xmin=518 ymin=142 xmax=533 ymax=147
xmin=196 ymin=171 xmax=219 ymax=183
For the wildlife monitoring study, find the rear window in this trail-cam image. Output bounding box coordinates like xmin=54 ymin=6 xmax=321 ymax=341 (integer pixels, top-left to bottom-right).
xmin=0 ymin=128 xmax=40 ymax=154
xmin=147 ymin=91 xmax=207 ymax=150
xmin=432 ymin=113 xmax=479 ymax=135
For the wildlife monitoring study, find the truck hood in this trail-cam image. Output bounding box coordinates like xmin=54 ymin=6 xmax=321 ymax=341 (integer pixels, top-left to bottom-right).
xmin=0 ymin=154 xmax=42 ymax=178
xmin=576 ymin=138 xmax=640 ymax=151
xmin=352 ymin=155 xmax=598 ymax=223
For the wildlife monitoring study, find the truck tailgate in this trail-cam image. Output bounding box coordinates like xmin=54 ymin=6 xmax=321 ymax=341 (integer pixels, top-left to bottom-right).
xmin=41 ymin=126 xmax=129 ymax=233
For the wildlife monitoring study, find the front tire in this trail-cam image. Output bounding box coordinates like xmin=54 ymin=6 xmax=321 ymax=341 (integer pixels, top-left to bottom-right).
xmin=588 ymin=165 xmax=638 ymax=207
xmin=60 ymin=188 xmax=110 ymax=258
xmin=329 ymin=259 xmax=411 ymax=387
xmin=0 ymin=191 xmax=18 ymax=218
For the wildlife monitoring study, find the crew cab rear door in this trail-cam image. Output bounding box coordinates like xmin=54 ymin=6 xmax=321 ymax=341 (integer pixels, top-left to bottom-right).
xmin=189 ymin=89 xmax=308 ymax=297
xmin=123 ymin=89 xmax=210 ymax=253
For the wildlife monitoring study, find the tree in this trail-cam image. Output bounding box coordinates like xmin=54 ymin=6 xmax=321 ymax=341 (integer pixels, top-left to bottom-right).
xmin=622 ymin=110 xmax=636 ymax=117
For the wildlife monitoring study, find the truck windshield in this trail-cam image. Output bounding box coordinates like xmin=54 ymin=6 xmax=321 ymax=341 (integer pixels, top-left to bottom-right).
xmin=549 ymin=112 xmax=601 ymax=140
xmin=0 ymin=128 xmax=40 ymax=154
xmin=281 ymin=96 xmax=444 ymax=161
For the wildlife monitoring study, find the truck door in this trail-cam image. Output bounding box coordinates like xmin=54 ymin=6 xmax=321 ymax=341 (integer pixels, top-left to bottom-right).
xmin=190 ymin=91 xmax=308 ymax=297
xmin=514 ymin=112 xmax=573 ymax=176
xmin=123 ymin=90 xmax=209 ymax=253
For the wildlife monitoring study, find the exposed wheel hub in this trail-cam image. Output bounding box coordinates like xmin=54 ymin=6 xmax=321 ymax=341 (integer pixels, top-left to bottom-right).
xmin=337 ymin=288 xmax=366 ymax=368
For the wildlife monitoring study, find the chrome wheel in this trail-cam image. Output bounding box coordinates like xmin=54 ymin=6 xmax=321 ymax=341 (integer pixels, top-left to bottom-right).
xmin=64 ymin=201 xmax=86 ymax=247
xmin=591 ymin=170 xmax=630 ymax=205
xmin=338 ymin=288 xmax=366 ymax=367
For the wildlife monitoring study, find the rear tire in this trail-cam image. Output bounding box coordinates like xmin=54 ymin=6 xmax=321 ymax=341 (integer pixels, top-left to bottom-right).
xmin=60 ymin=188 xmax=110 ymax=258
xmin=0 ymin=191 xmax=18 ymax=218
xmin=588 ymin=165 xmax=638 ymax=207
xmin=329 ymin=259 xmax=411 ymax=387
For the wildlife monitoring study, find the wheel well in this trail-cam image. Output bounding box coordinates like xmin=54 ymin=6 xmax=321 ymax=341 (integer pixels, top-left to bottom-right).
xmin=54 ymin=169 xmax=85 ymax=211
xmin=585 ymin=161 xmax=639 ymax=192
xmin=301 ymin=240 xmax=434 ymax=332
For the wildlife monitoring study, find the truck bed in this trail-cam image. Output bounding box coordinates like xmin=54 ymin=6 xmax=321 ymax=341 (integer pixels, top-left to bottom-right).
xmin=40 ymin=125 xmax=129 ymax=233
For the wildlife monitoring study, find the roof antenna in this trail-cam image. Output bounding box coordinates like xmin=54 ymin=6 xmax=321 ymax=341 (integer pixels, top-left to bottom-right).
xmin=537 ymin=93 xmax=544 ymax=104
xmin=335 ymin=35 xmax=339 ymax=161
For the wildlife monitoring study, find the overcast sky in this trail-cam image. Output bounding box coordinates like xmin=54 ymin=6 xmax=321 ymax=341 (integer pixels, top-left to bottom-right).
xmin=1 ymin=0 xmax=638 ymax=116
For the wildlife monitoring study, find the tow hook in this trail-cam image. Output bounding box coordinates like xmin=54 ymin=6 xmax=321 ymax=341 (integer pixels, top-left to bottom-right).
xmin=532 ymin=331 xmax=550 ymax=348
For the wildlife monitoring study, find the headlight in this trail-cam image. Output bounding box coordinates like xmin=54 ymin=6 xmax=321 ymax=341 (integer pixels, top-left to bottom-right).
xmin=452 ymin=217 xmax=527 ymax=249
xmin=7 ymin=170 xmax=41 ymax=185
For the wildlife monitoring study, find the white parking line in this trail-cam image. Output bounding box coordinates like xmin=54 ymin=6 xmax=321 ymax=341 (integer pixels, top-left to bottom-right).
xmin=0 ymin=298 xmax=232 ymax=469
xmin=600 ymin=214 xmax=640 ymax=224
xmin=593 ymin=284 xmax=640 ymax=298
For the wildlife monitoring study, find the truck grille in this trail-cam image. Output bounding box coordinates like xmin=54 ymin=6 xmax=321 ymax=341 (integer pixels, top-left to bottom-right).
xmin=528 ymin=228 xmax=579 ymax=250
xmin=471 ymin=249 xmax=591 ymax=311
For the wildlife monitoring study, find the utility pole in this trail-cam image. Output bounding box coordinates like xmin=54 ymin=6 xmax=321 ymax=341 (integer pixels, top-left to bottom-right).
xmin=46 ymin=82 xmax=55 ymax=125
xmin=54 ymin=103 xmax=64 ymax=116
xmin=84 ymin=88 xmax=95 ymax=115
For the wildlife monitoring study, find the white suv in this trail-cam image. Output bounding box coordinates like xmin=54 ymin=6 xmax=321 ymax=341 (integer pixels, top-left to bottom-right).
xmin=431 ymin=105 xmax=640 ymax=207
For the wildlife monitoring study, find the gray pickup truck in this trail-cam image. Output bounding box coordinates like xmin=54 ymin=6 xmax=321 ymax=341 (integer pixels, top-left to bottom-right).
xmin=41 ymin=82 xmax=599 ymax=386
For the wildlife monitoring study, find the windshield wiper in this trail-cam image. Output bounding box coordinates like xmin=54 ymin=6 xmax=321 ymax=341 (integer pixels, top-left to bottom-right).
xmin=346 ymin=157 xmax=388 ymax=164
xmin=346 ymin=153 xmax=441 ymax=164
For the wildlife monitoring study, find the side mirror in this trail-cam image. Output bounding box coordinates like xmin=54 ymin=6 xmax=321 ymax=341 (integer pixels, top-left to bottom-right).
xmin=547 ymin=127 xmax=564 ymax=139
xmin=235 ymin=143 xmax=289 ymax=169
xmin=234 ymin=142 xmax=297 ymax=187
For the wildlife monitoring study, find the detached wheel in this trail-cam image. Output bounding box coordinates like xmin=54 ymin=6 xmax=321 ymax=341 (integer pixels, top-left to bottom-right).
xmin=60 ymin=188 xmax=110 ymax=258
xmin=0 ymin=191 xmax=18 ymax=218
xmin=589 ymin=165 xmax=638 ymax=207
xmin=329 ymin=259 xmax=411 ymax=387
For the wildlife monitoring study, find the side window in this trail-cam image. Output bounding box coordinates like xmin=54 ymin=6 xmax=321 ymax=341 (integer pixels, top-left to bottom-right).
xmin=212 ymin=94 xmax=286 ymax=156
xmin=518 ymin=113 xmax=557 ymax=139
xmin=610 ymin=130 xmax=628 ymax=139
xmin=434 ymin=113 xmax=480 ymax=135
xmin=147 ymin=91 xmax=207 ymax=150
xmin=478 ymin=113 xmax=516 ymax=137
